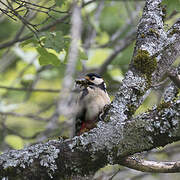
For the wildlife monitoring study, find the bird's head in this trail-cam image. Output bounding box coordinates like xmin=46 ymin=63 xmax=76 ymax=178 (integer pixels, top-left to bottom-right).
xmin=85 ymin=73 xmax=104 ymax=86
xmin=75 ymin=73 xmax=107 ymax=91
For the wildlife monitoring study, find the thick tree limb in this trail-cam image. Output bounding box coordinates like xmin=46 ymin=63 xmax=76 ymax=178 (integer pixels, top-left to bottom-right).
xmin=106 ymin=0 xmax=180 ymax=126
xmin=0 ymin=94 xmax=180 ymax=179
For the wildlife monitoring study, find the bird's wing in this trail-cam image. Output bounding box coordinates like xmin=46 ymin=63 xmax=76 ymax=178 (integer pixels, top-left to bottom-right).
xmin=73 ymin=88 xmax=88 ymax=136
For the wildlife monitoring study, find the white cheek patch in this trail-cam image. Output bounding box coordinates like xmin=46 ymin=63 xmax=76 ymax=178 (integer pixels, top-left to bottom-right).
xmin=104 ymin=82 xmax=107 ymax=89
xmin=93 ymin=77 xmax=104 ymax=85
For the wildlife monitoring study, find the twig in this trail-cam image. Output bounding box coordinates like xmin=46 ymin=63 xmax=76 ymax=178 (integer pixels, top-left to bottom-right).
xmin=15 ymin=0 xmax=68 ymax=13
xmin=0 ymin=111 xmax=48 ymax=121
xmin=101 ymin=3 xmax=142 ymax=48
xmin=0 ymin=6 xmax=17 ymax=20
xmin=51 ymin=0 xmax=83 ymax=138
xmin=0 ymin=14 xmax=69 ymax=49
xmin=124 ymin=1 xmax=133 ymax=25
xmin=0 ymin=1 xmax=40 ymax=42
xmin=0 ymin=0 xmax=99 ymax=50
xmin=121 ymin=156 xmax=180 ymax=173
xmin=0 ymin=85 xmax=60 ymax=93
xmin=83 ymin=0 xmax=105 ymax=50
xmin=108 ymin=167 xmax=121 ymax=180
xmin=58 ymin=1 xmax=82 ymax=116
xmin=97 ymin=29 xmax=136 ymax=75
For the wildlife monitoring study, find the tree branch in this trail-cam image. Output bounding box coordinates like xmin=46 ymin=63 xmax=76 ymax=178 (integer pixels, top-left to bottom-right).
xmin=97 ymin=28 xmax=136 ymax=75
xmin=0 ymin=85 xmax=60 ymax=93
xmin=0 ymin=14 xmax=69 ymax=49
xmin=0 ymin=94 xmax=180 ymax=178
xmin=0 ymin=0 xmax=98 ymax=50
xmin=0 ymin=111 xmax=48 ymax=121
xmin=121 ymin=156 xmax=180 ymax=173
xmin=57 ymin=1 xmax=82 ymax=122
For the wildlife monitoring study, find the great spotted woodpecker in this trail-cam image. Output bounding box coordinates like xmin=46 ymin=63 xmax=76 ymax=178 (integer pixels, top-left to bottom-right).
xmin=74 ymin=73 xmax=111 ymax=135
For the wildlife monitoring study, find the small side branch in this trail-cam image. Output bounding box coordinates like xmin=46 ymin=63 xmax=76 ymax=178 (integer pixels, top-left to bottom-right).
xmin=121 ymin=156 xmax=180 ymax=173
xmin=0 ymin=85 xmax=60 ymax=93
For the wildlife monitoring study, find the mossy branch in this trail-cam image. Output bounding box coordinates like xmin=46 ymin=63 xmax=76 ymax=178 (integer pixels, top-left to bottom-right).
xmin=0 ymin=94 xmax=180 ymax=179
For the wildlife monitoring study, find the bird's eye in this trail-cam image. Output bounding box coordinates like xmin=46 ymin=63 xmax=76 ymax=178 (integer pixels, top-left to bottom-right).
xmin=91 ymin=77 xmax=95 ymax=80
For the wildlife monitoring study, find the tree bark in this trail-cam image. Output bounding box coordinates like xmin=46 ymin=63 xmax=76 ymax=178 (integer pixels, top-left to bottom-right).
xmin=0 ymin=91 xmax=180 ymax=179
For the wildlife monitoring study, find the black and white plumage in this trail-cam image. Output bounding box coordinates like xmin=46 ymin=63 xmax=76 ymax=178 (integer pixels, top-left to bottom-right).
xmin=74 ymin=73 xmax=111 ymax=135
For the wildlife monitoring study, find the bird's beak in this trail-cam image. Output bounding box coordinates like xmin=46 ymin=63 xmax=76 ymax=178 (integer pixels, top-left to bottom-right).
xmin=85 ymin=76 xmax=90 ymax=81
xmin=75 ymin=77 xmax=89 ymax=87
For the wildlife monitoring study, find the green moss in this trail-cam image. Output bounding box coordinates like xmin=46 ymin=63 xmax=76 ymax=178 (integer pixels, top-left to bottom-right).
xmin=169 ymin=29 xmax=180 ymax=36
xmin=149 ymin=28 xmax=160 ymax=38
xmin=134 ymin=89 xmax=144 ymax=96
xmin=162 ymin=7 xmax=166 ymax=15
xmin=161 ymin=6 xmax=167 ymax=20
xmin=104 ymin=115 xmax=111 ymax=122
xmin=133 ymin=49 xmax=157 ymax=82
xmin=127 ymin=104 xmax=136 ymax=117
xmin=158 ymin=4 xmax=166 ymax=20
xmin=141 ymin=34 xmax=145 ymax=38
xmin=147 ymin=100 xmax=170 ymax=114
xmin=157 ymin=101 xmax=171 ymax=111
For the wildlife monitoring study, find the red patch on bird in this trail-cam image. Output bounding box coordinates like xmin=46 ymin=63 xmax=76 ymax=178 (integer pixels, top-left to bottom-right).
xmin=80 ymin=122 xmax=86 ymax=131
xmin=78 ymin=119 xmax=97 ymax=135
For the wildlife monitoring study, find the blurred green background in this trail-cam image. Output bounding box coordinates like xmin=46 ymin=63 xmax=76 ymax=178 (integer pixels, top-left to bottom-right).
xmin=0 ymin=0 xmax=180 ymax=179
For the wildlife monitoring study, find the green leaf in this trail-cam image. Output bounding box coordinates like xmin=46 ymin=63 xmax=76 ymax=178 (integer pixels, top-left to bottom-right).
xmin=44 ymin=31 xmax=70 ymax=53
xmin=20 ymin=38 xmax=38 ymax=47
xmin=55 ymin=0 xmax=65 ymax=7
xmin=78 ymin=48 xmax=88 ymax=60
xmin=36 ymin=47 xmax=60 ymax=66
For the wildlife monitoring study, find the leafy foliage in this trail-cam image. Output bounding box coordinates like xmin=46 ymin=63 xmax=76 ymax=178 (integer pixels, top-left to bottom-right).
xmin=55 ymin=0 xmax=66 ymax=7
xmin=36 ymin=46 xmax=61 ymax=66
xmin=43 ymin=31 xmax=70 ymax=53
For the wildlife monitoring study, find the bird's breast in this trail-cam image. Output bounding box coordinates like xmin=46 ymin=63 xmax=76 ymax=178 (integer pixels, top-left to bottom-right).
xmin=83 ymin=87 xmax=110 ymax=121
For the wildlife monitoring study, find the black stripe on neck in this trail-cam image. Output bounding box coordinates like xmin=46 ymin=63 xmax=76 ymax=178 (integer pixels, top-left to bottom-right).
xmin=87 ymin=81 xmax=106 ymax=92
xmin=98 ymin=82 xmax=106 ymax=92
